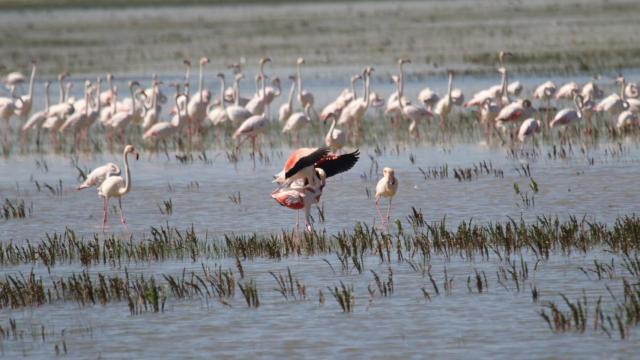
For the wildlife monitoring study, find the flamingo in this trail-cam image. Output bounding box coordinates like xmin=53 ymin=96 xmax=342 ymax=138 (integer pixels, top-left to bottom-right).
xmin=21 ymin=80 xmax=50 ymax=146
xmin=581 ymin=79 xmax=604 ymax=100
xmin=99 ymin=73 xmax=115 ymax=106
xmin=141 ymin=80 xmax=162 ymax=132
xmin=0 ymin=96 xmax=18 ymax=147
xmin=142 ymin=73 xmax=167 ymax=106
xmin=143 ymin=84 xmax=187 ymax=157
xmin=507 ymin=81 xmax=523 ymax=97
xmin=433 ymin=70 xmax=456 ymax=128
xmin=59 ymin=81 xmax=91 ymax=142
xmin=97 ymin=145 xmax=139 ymax=231
xmin=208 ymin=73 xmax=230 ymax=126
xmin=77 ymin=162 xmax=121 ymax=190
xmin=395 ymin=73 xmax=432 ymax=138
xmin=594 ymin=77 xmax=628 ymax=115
xmin=226 ymin=74 xmax=253 ymax=125
xmin=533 ymin=80 xmax=557 ymax=125
xmin=271 ymin=147 xmax=359 ymax=231
xmin=186 ymin=57 xmax=212 ymax=139
xmin=295 ymin=57 xmax=317 ymax=118
xmin=324 ymin=112 xmax=345 ymax=152
xmin=320 ymin=74 xmax=361 ymax=122
xmin=479 ymin=98 xmax=501 ymax=143
xmin=233 ymin=67 xmax=270 ymax=155
xmin=282 ymin=103 xmax=312 ymax=145
xmin=109 ymin=81 xmax=141 ymax=144
xmin=495 ymin=98 xmax=535 ymax=126
xmin=14 ymin=60 xmax=37 ymax=122
xmin=550 ymin=92 xmax=583 ymax=142
xmin=42 ymin=73 xmax=73 ymax=147
xmin=375 ymin=167 xmax=398 ymax=228
xmin=517 ymin=118 xmax=542 ymax=143
xmin=278 ymin=75 xmax=296 ymax=124
xmin=245 ymin=57 xmax=272 ymax=116
xmin=555 ymin=82 xmax=579 ymax=101
xmin=386 ymin=58 xmax=410 ymax=125
xmin=338 ymin=67 xmax=374 ymax=143
xmin=616 ymin=110 xmax=639 ymax=130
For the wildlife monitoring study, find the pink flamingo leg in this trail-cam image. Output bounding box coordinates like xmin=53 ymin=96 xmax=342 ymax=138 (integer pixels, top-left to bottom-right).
xmin=118 ymin=198 xmax=129 ymax=232
xmin=102 ymin=196 xmax=108 ymax=231
xmin=386 ymin=197 xmax=394 ymax=225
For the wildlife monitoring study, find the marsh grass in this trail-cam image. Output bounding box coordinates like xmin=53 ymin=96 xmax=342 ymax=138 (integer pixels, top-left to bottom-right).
xmin=1 ymin=198 xmax=31 ymax=220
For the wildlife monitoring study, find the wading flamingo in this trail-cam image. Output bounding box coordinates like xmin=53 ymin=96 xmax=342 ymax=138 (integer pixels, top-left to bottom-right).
xmin=279 ymin=75 xmax=296 ymax=124
xmin=97 ymin=145 xmax=139 ymax=231
xmin=375 ymin=167 xmax=398 ymax=228
xmin=295 ymin=57 xmax=317 ymax=118
xmin=324 ymin=112 xmax=345 ymax=152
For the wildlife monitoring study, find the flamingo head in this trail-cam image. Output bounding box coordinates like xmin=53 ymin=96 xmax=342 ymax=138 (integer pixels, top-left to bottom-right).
xmin=288 ymin=74 xmax=297 ymax=82
xmin=44 ymin=81 xmax=50 ymax=89
xmin=522 ymin=99 xmax=532 ymax=108
xmin=107 ymin=73 xmax=113 ymax=81
xmin=383 ymin=167 xmax=395 ymax=181
xmin=260 ymin=57 xmax=272 ymax=66
xmin=124 ymin=145 xmax=140 ymax=160
xmin=297 ymin=57 xmax=305 ymax=65
xmin=398 ymin=58 xmax=411 ymax=65
xmin=200 ymin=57 xmax=210 ymax=65
xmin=129 ymin=80 xmax=140 ymax=89
xmin=351 ymin=74 xmax=363 ymax=82
xmin=183 ymin=59 xmax=191 ymax=67
xmin=217 ymin=73 xmax=225 ymax=80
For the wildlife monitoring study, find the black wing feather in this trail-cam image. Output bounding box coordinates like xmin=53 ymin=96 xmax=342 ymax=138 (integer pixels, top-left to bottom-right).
xmin=316 ymin=149 xmax=360 ymax=178
xmin=285 ymin=147 xmax=330 ymax=179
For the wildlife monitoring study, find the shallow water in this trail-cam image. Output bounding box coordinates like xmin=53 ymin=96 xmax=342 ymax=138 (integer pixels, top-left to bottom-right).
xmin=3 ymin=68 xmax=640 ymax=358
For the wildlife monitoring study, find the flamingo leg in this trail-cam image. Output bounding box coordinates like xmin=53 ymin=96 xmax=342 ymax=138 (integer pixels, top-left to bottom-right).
xmin=375 ymin=198 xmax=385 ymax=227
xmin=118 ymin=197 xmax=129 ymax=232
xmin=163 ymin=139 xmax=169 ymax=161
xmin=102 ymin=196 xmax=108 ymax=231
xmin=304 ymin=205 xmax=313 ymax=233
xmin=296 ymin=210 xmax=300 ymax=231
xmin=386 ymin=197 xmax=394 ymax=225
xmin=251 ymin=135 xmax=257 ymax=169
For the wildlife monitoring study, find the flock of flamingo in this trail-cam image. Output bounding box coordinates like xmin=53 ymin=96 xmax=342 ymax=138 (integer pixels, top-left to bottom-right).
xmin=2 ymin=51 xmax=640 ymax=231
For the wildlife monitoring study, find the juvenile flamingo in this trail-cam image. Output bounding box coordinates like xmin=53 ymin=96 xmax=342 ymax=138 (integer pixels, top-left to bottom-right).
xmin=375 ymin=167 xmax=398 ymax=228
xmin=77 ymin=162 xmax=121 ymax=190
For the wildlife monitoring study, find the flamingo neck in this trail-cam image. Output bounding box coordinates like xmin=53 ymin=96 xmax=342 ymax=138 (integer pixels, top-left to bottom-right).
xmin=120 ymin=151 xmax=132 ymax=196
xmin=219 ymin=77 xmax=226 ymax=110
xmin=447 ymin=73 xmax=453 ymax=102
xmin=328 ymin=118 xmax=336 ymax=136
xmin=95 ymin=80 xmax=101 ymax=112
xmin=575 ymin=97 xmax=583 ymax=119
xmin=351 ymin=77 xmax=358 ymax=99
xmin=234 ymin=78 xmax=241 ymax=106
xmin=198 ymin=63 xmax=204 ymax=103
xmin=296 ymin=63 xmax=303 ymax=99
xmin=364 ymin=72 xmax=371 ymax=109
xmin=129 ymin=86 xmax=136 ymax=115
xmin=28 ymin=63 xmax=36 ymax=98
xmin=287 ymin=81 xmax=295 ymax=107
xmin=44 ymin=84 xmax=50 ymax=112
xmin=399 ymin=63 xmax=405 ymax=95
xmin=58 ymin=78 xmax=65 ymax=103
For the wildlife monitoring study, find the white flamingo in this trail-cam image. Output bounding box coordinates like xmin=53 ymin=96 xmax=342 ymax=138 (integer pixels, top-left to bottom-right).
xmin=278 ymin=75 xmax=296 ymax=124
xmin=97 ymin=145 xmax=139 ymax=231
